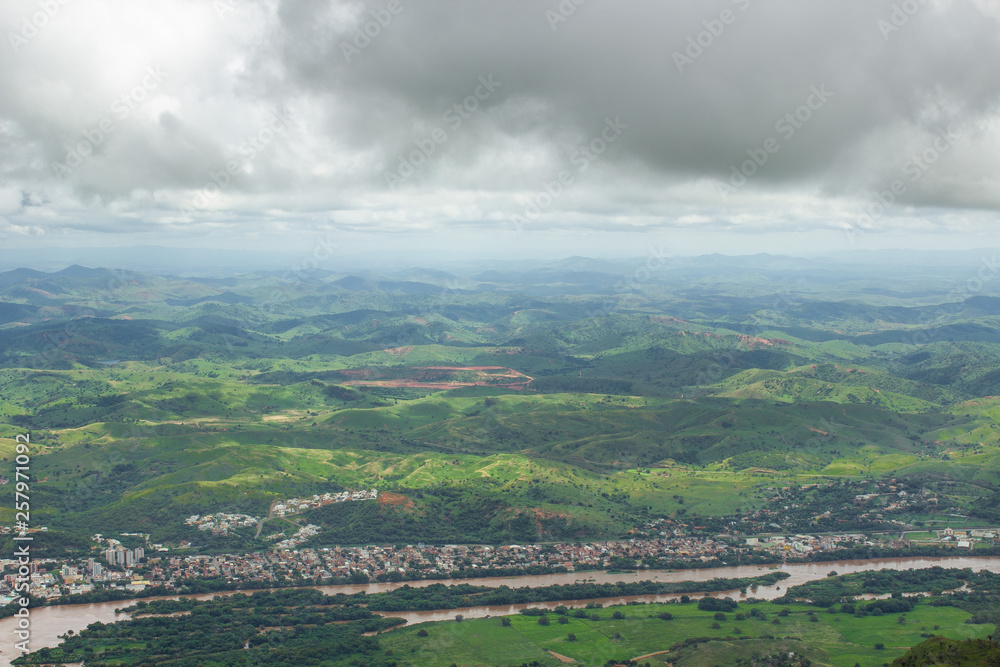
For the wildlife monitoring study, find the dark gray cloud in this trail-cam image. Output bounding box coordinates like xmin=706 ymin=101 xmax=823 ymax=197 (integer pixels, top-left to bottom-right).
xmin=1 ymin=0 xmax=999 ymax=255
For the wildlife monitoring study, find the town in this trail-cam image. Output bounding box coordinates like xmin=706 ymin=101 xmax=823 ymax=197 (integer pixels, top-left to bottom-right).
xmin=2 ymin=525 xmax=995 ymax=607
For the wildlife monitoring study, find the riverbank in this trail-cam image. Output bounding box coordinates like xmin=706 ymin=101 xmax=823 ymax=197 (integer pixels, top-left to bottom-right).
xmin=5 ymin=554 xmax=1000 ymax=665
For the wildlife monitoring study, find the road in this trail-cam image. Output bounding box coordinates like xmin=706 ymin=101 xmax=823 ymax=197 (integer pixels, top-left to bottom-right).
xmin=254 ymin=500 xmax=277 ymax=539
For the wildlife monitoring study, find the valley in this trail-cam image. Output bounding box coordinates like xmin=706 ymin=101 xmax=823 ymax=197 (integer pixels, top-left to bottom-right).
xmin=3 ymin=253 xmax=1000 ymax=665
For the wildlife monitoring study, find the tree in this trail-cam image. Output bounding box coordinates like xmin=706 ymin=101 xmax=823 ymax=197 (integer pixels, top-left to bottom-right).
xmin=500 ymin=617 xmax=511 ymax=627
xmin=567 ymin=633 xmax=577 ymax=641
xmin=537 ymin=616 xmax=550 ymax=626
xmin=612 ymin=611 xmax=625 ymax=620
xmin=973 ymin=599 xmax=1000 ymax=642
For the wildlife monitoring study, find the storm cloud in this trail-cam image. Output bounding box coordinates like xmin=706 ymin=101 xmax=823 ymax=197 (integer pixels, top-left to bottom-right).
xmin=1 ymin=0 xmax=999 ymax=256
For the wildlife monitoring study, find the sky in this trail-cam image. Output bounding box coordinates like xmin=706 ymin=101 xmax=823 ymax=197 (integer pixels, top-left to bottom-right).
xmin=1 ymin=0 xmax=999 ymax=265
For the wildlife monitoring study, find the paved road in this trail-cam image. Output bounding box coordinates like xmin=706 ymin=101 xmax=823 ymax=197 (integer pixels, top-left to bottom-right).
xmin=255 ymin=501 xmax=276 ymax=539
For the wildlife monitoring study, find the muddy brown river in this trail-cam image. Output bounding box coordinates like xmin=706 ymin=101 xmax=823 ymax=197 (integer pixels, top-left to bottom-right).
xmin=3 ymin=555 xmax=999 ymax=665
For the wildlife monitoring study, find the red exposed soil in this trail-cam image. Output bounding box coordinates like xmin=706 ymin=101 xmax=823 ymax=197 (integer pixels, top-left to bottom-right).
xmin=737 ymin=334 xmax=790 ymax=348
xmin=377 ymin=492 xmax=415 ymax=509
xmin=338 ymin=366 xmax=533 ymax=390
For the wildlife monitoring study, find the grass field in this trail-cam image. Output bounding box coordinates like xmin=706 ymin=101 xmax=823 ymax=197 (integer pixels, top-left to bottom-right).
xmin=379 ymin=599 xmax=992 ymax=667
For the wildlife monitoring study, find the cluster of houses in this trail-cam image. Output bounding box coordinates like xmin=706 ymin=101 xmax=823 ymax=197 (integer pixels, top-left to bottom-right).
xmin=743 ymin=533 xmax=866 ymax=554
xmin=185 ymin=513 xmax=259 ymax=535
xmin=179 ymin=489 xmax=379 ymax=538
xmin=0 ymin=537 xmax=744 ymax=604
xmin=0 ymin=556 xmax=154 ymax=604
xmin=938 ymin=527 xmax=997 ymax=549
xmin=2 ymin=524 xmax=998 ymax=606
xmin=270 ymin=524 xmax=321 ymax=550
xmin=271 ymin=489 xmax=378 ymax=518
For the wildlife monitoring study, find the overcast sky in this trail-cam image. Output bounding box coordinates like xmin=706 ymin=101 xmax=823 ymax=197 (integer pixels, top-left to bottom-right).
xmin=1 ymin=0 xmax=999 ymax=263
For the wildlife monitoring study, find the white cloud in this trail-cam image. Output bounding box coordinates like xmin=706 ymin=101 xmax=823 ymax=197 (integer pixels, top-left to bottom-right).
xmin=0 ymin=0 xmax=999 ymax=257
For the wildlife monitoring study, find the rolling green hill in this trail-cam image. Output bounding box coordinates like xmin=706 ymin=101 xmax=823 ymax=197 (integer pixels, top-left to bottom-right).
xmin=3 ymin=256 xmax=1000 ymax=549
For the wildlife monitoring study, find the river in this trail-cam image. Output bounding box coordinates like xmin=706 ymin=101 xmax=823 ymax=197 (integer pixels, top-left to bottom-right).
xmin=3 ymin=555 xmax=999 ymax=665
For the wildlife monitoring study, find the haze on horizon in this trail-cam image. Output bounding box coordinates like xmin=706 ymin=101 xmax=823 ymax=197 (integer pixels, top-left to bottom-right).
xmin=2 ymin=0 xmax=1000 ymax=263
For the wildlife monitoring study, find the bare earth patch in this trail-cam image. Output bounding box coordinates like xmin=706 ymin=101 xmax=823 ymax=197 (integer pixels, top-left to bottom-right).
xmin=377 ymin=492 xmax=415 ymax=510
xmin=338 ymin=365 xmax=533 ymax=390
xmin=547 ymin=649 xmax=579 ymax=664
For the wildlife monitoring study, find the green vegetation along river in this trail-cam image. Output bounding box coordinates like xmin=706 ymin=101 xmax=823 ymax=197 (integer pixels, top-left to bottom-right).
xmin=5 ymin=555 xmax=1000 ymax=666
